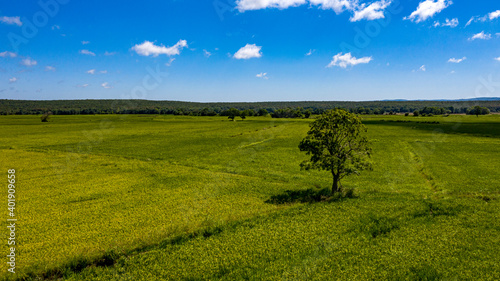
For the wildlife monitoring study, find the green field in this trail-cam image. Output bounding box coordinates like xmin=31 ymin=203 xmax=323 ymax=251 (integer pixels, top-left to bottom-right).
xmin=1 ymin=114 xmax=499 ymax=280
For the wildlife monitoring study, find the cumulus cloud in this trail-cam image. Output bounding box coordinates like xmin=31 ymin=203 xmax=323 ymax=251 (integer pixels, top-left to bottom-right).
xmin=9 ymin=77 xmax=17 ymax=83
xmin=233 ymin=44 xmax=262 ymax=59
xmin=0 ymin=16 xmax=22 ymax=26
xmin=87 ymin=69 xmax=96 ymax=75
xmin=469 ymin=31 xmax=491 ymax=41
xmin=488 ymin=10 xmax=500 ymax=20
xmin=310 ymin=0 xmax=358 ymax=14
xmin=256 ymin=72 xmax=268 ymax=79
xmin=21 ymin=57 xmax=37 ymax=67
xmin=404 ymin=0 xmax=452 ymax=23
xmin=131 ymin=40 xmax=188 ymax=57
xmin=327 ymin=52 xmax=372 ymax=68
xmin=448 ymin=57 xmax=466 ymax=63
xmin=101 ymin=82 xmax=112 ymax=89
xmin=433 ymin=18 xmax=458 ymax=27
xmin=236 ymin=0 xmax=307 ymax=12
xmin=80 ymin=49 xmax=96 ymax=56
xmin=45 ymin=66 xmax=56 ymax=71
xmin=0 ymin=51 xmax=17 ymax=58
xmin=350 ymin=0 xmax=391 ymax=22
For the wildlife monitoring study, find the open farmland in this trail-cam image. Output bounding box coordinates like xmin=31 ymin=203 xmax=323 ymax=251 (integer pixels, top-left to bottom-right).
xmin=1 ymin=114 xmax=499 ymax=280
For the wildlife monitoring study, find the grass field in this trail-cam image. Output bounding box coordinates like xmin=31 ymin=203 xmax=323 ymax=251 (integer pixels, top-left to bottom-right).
xmin=1 ymin=114 xmax=499 ymax=280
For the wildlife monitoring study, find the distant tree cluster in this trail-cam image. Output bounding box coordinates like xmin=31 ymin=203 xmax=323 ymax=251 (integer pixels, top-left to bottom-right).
xmin=466 ymin=106 xmax=490 ymax=116
xmin=0 ymin=99 xmax=498 ymax=117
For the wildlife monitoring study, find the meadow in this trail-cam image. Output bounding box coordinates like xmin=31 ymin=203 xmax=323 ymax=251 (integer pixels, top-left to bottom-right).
xmin=0 ymin=114 xmax=499 ymax=280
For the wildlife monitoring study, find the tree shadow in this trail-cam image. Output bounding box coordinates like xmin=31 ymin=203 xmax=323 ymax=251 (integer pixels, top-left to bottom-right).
xmin=265 ymin=188 xmax=356 ymax=205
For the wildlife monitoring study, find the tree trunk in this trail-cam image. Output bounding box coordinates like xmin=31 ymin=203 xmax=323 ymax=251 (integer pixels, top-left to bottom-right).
xmin=332 ymin=173 xmax=340 ymax=194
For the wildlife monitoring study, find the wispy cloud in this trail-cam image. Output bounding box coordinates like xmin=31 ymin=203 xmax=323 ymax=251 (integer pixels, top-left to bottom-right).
xmin=465 ymin=10 xmax=500 ymax=26
xmin=404 ymin=0 xmax=452 ymax=23
xmin=131 ymin=40 xmax=188 ymax=57
xmin=101 ymin=82 xmax=112 ymax=89
xmin=86 ymin=69 xmax=96 ymax=75
xmin=82 ymin=41 xmax=90 ymax=45
xmin=234 ymin=44 xmax=262 ymax=59
xmin=256 ymin=72 xmax=268 ymax=79
xmin=100 ymin=70 xmax=107 ymax=74
xmin=76 ymin=84 xmax=89 ymax=88
xmin=203 ymin=49 xmax=212 ymax=58
xmin=433 ymin=18 xmax=458 ymax=27
xmin=80 ymin=49 xmax=96 ymax=56
xmin=469 ymin=31 xmax=491 ymax=41
xmin=45 ymin=66 xmax=56 ymax=71
xmin=0 ymin=51 xmax=17 ymax=58
xmin=0 ymin=16 xmax=22 ymax=26
xmin=305 ymin=49 xmax=315 ymax=56
xmin=9 ymin=77 xmax=18 ymax=83
xmin=21 ymin=57 xmax=37 ymax=67
xmin=494 ymin=57 xmax=500 ymax=62
xmin=419 ymin=65 xmax=426 ymax=72
xmin=104 ymin=51 xmax=117 ymax=56
xmin=448 ymin=57 xmax=466 ymax=63
xmin=327 ymin=52 xmax=372 ymax=68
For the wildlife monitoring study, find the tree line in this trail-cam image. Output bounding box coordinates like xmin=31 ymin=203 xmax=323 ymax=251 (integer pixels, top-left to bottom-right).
xmin=0 ymin=99 xmax=498 ymax=116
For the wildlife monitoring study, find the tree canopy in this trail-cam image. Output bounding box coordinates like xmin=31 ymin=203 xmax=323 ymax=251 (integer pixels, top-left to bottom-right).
xmin=299 ymin=109 xmax=372 ymax=193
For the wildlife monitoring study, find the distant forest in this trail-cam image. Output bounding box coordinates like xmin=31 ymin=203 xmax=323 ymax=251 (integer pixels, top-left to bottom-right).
xmin=1 ymin=99 xmax=499 ymax=117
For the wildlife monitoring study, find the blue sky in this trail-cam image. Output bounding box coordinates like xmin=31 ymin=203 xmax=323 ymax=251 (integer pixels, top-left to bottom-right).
xmin=0 ymin=0 xmax=499 ymax=102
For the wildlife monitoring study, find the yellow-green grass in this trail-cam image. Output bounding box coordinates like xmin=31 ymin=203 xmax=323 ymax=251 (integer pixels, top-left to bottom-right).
xmin=0 ymin=114 xmax=499 ymax=280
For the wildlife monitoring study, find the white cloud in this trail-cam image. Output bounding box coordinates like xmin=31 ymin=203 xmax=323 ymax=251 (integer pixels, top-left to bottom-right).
xmin=465 ymin=10 xmax=500 ymax=27
xmin=51 ymin=25 xmax=60 ymax=30
xmin=450 ymin=70 xmax=455 ymax=74
xmin=0 ymin=51 xmax=17 ymax=58
xmin=76 ymin=84 xmax=89 ymax=88
xmin=131 ymin=40 xmax=188 ymax=57
xmin=306 ymin=49 xmax=315 ymax=56
xmin=87 ymin=69 xmax=96 ymax=75
xmin=465 ymin=17 xmax=474 ymax=27
xmin=104 ymin=51 xmax=117 ymax=56
xmin=236 ymin=0 xmax=307 ymax=12
xmin=100 ymin=70 xmax=107 ymax=74
xmin=434 ymin=18 xmax=458 ymax=27
xmin=0 ymin=16 xmax=22 ymax=26
xmin=448 ymin=57 xmax=466 ymax=63
xmin=203 ymin=49 xmax=212 ymax=58
xmin=310 ymin=0 xmax=357 ymax=14
xmin=9 ymin=77 xmax=17 ymax=83
xmin=45 ymin=66 xmax=56 ymax=71
xmin=327 ymin=52 xmax=372 ymax=68
xmin=350 ymin=0 xmax=391 ymax=22
xmin=256 ymin=72 xmax=268 ymax=79
xmin=469 ymin=31 xmax=491 ymax=41
xmin=233 ymin=44 xmax=262 ymax=59
xmin=79 ymin=49 xmax=96 ymax=56
xmin=419 ymin=65 xmax=426 ymax=71
xmin=495 ymin=57 xmax=500 ymax=62
xmin=404 ymin=0 xmax=452 ymax=23
xmin=82 ymin=41 xmax=90 ymax=45
xmin=165 ymin=58 xmax=176 ymax=66
xmin=101 ymin=82 xmax=112 ymax=89
xmin=21 ymin=57 xmax=37 ymax=67
xmin=488 ymin=10 xmax=500 ymax=20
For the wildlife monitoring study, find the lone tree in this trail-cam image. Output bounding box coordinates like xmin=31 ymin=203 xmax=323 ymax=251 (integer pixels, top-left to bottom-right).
xmin=41 ymin=112 xmax=52 ymax=122
xmin=298 ymin=109 xmax=372 ymax=194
